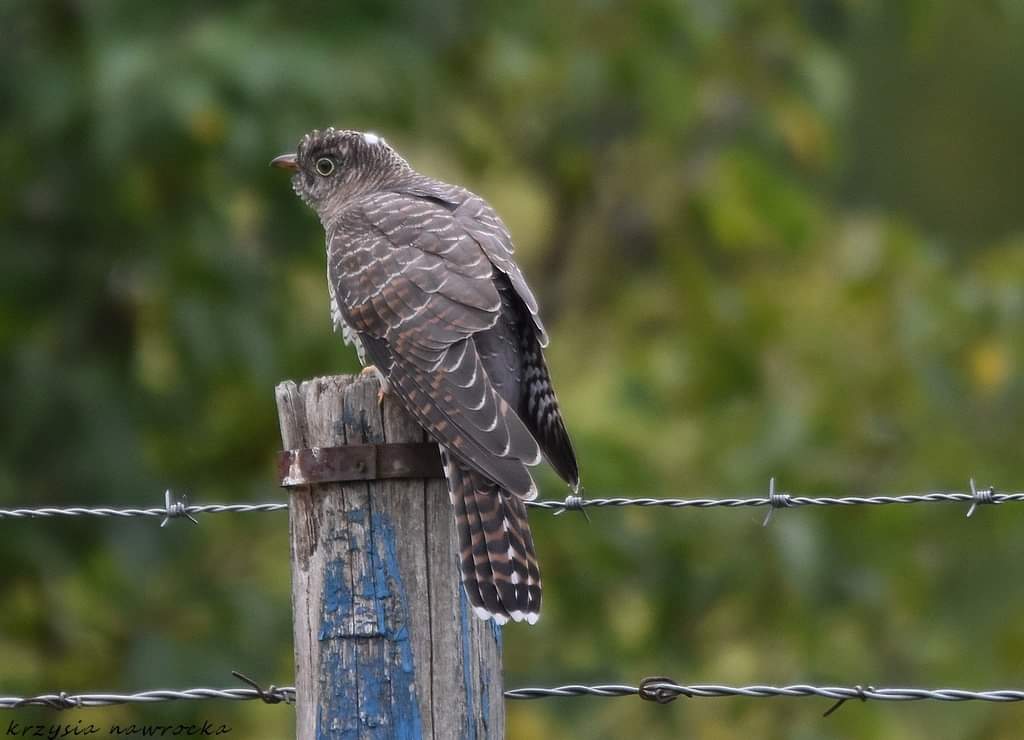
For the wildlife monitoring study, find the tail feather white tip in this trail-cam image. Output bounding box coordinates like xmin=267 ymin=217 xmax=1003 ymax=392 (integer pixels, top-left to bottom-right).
xmin=471 ymin=605 xmax=540 ymax=626
xmin=472 ymin=605 xmax=510 ymax=625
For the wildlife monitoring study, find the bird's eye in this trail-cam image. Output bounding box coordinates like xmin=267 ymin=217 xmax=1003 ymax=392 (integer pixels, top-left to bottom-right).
xmin=315 ymin=157 xmax=335 ymax=176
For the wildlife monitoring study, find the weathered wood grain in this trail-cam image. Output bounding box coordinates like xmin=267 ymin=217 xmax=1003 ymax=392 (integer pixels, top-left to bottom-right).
xmin=275 ymin=374 xmax=504 ymax=739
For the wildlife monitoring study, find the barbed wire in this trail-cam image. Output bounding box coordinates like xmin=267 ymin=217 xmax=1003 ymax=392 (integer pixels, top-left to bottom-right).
xmin=5 ymin=677 xmax=1024 ymax=716
xmin=0 ymin=490 xmax=287 ymax=524
xmin=1 ymin=687 xmax=295 ymax=710
xmin=1 ymin=672 xmax=295 ymax=710
xmin=0 ymin=480 xmax=1017 ymax=524
xmin=503 ymin=679 xmax=1024 ymax=706
xmin=533 ymin=478 xmax=1019 ymax=524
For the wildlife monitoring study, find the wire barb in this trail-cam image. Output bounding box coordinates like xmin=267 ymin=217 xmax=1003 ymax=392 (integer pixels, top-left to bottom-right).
xmin=966 ymin=478 xmax=995 ymax=518
xmin=553 ymin=490 xmax=591 ymax=522
xmin=761 ymin=477 xmax=792 ymax=527
xmin=12 ymin=692 xmax=81 ymax=710
xmin=161 ymin=489 xmax=199 ymax=527
xmin=639 ymin=676 xmax=687 ymax=704
xmin=231 ymin=671 xmax=291 ymax=705
xmin=822 ymin=684 xmax=875 ymax=717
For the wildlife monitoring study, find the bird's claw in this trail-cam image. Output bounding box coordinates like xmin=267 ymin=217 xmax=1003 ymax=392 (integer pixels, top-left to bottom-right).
xmin=360 ymin=365 xmax=390 ymax=403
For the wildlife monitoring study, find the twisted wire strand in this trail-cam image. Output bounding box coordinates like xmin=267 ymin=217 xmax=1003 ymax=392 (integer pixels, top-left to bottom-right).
xmin=529 ymin=483 xmax=1022 ymax=516
xmin=4 ymin=682 xmax=1024 ymax=710
xmin=0 ymin=482 xmax=1017 ymax=521
xmin=0 ymin=503 xmax=288 ymax=520
xmin=528 ymin=493 xmax=1024 ymax=510
xmin=0 ymin=687 xmax=296 ymax=709
xmin=503 ymin=682 xmax=1024 ymax=702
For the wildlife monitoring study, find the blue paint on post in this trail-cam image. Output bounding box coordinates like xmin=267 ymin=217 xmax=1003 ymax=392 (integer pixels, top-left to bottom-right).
xmin=490 ymin=619 xmax=502 ymax=652
xmin=320 ymin=560 xmax=353 ymax=640
xmin=316 ymin=510 xmax=423 ymax=740
xmin=319 ymin=653 xmax=360 ymax=740
xmin=318 ymin=559 xmax=359 ymax=739
xmin=370 ymin=511 xmax=421 ymax=740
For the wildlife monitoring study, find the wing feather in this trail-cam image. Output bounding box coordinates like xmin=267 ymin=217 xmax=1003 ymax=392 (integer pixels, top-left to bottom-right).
xmin=398 ymin=184 xmax=550 ymax=345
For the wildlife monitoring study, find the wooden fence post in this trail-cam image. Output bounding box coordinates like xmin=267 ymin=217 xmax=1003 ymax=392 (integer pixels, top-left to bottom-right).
xmin=275 ymin=373 xmax=504 ymax=739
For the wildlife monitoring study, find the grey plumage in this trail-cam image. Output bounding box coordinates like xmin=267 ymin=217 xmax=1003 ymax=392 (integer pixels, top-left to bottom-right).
xmin=274 ymin=128 xmax=578 ymax=624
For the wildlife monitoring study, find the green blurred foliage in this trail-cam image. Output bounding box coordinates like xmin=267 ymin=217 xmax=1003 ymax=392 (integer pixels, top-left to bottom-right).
xmin=3 ymin=1 xmax=1024 ymax=737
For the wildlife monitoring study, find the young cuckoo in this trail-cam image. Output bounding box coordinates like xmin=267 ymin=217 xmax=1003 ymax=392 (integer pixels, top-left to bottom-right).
xmin=273 ymin=128 xmax=579 ymax=624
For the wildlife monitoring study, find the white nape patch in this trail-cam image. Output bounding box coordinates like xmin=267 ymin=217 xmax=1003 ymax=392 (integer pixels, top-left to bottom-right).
xmin=510 ymin=610 xmax=526 ymax=622
xmin=492 ymin=612 xmax=509 ymax=626
xmin=526 ymin=612 xmax=540 ymax=625
xmin=473 ymin=606 xmax=492 ymax=621
xmin=362 ymin=132 xmax=381 ymax=145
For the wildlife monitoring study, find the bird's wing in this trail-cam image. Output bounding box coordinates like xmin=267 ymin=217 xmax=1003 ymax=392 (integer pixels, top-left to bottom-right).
xmin=399 ymin=184 xmax=550 ymax=347
xmin=330 ymin=191 xmax=541 ymax=498
xmin=476 ymin=276 xmax=580 ymax=488
xmin=396 ymin=184 xmax=579 ymax=487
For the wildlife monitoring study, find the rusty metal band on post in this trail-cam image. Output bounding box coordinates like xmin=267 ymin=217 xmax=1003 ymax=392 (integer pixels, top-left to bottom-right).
xmin=277 ymin=443 xmax=444 ymax=487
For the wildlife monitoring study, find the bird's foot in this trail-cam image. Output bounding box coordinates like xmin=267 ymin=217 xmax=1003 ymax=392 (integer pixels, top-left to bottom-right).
xmin=360 ymin=365 xmax=390 ymax=403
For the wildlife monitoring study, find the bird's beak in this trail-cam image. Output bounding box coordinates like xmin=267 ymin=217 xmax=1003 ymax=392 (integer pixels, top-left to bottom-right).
xmin=270 ymin=153 xmax=299 ymax=171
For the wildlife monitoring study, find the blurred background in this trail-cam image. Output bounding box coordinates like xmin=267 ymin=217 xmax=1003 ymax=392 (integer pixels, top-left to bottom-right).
xmin=3 ymin=1 xmax=1024 ymax=737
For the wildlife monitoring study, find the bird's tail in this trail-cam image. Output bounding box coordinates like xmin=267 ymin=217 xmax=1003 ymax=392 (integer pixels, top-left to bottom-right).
xmin=441 ymin=449 xmax=541 ymax=625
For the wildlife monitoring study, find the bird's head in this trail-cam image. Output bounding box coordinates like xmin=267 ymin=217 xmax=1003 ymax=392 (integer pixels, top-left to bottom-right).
xmin=271 ymin=128 xmax=410 ymax=223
